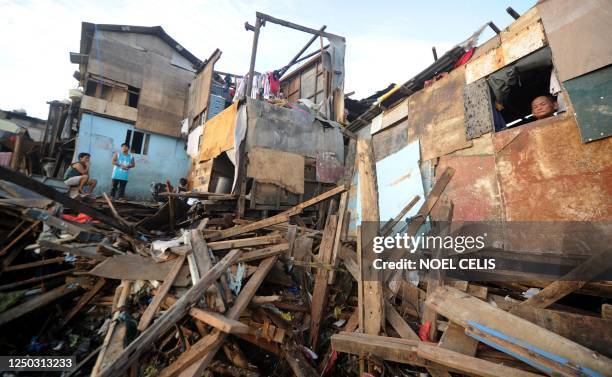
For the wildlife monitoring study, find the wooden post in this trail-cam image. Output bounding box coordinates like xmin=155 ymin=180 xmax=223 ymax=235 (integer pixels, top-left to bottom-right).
xmin=245 ymin=17 xmax=262 ymax=98
xmin=10 ymin=133 xmax=23 ymax=169
xmin=356 ymin=139 xmax=383 ymax=336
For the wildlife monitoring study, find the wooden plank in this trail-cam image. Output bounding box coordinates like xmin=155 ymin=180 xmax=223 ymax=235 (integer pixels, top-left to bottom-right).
xmin=97 ymin=250 xmax=241 ymax=377
xmin=161 ymin=295 xmax=250 ymax=334
xmin=158 ymin=256 xmax=277 ymax=377
xmin=208 ymin=234 xmax=282 ymax=250
xmin=328 ymin=191 xmax=348 ymax=283
xmin=92 ymin=280 xmax=132 ymax=377
xmin=518 ymin=248 xmax=612 ymax=309
xmin=102 ymin=192 xmax=133 ymax=227
xmin=0 ymin=269 xmax=76 ymax=291
xmin=0 ymin=284 xmax=77 ymax=326
xmin=138 ymin=254 xmax=186 ymax=331
xmin=189 ymin=228 xmax=225 ymax=311
xmin=3 ymin=256 xmax=65 ymax=272
xmin=357 ymin=139 xmax=383 ymax=336
xmin=310 ymin=215 xmax=338 ymax=348
xmin=416 ymin=342 xmax=541 ymax=377
xmin=331 ymin=332 xmax=437 ymax=369
xmin=0 ymin=220 xmax=40 ymax=257
xmin=210 ymin=185 xmax=345 ymax=240
xmin=385 ymin=301 xmax=419 ymax=341
xmin=425 ymin=286 xmax=612 ymax=376
xmin=465 ymin=323 xmax=586 ymax=377
xmin=438 ymin=321 xmax=478 ymax=356
xmin=511 ymin=305 xmax=612 ymax=358
xmin=61 ymin=278 xmax=106 ymax=328
xmin=88 ymin=254 xmax=191 ymax=286
xmin=384 ymin=167 xmax=454 ymax=282
xmin=603 ymin=304 xmax=612 ymax=320
xmin=0 ymin=166 xmax=132 ymax=234
xmin=235 ymin=243 xmax=289 ymax=263
xmin=380 ymin=195 xmax=419 ymax=237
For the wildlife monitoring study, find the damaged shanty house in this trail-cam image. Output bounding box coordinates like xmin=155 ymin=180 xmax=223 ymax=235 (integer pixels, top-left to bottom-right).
xmin=331 ymin=1 xmax=612 ymax=376
xmin=187 ymin=12 xmax=348 ymax=220
xmin=0 ymin=3 xmax=611 ymax=377
xmin=64 ymin=22 xmax=202 ymax=199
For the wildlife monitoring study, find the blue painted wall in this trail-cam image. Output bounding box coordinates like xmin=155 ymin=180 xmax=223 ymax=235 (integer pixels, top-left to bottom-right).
xmin=75 ymin=113 xmax=190 ymax=200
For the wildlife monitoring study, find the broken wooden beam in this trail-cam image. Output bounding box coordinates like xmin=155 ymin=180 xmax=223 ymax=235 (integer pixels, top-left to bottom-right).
xmin=425 ymin=286 xmax=612 ymax=376
xmin=138 ymin=254 xmax=187 ymax=331
xmin=310 ymin=214 xmax=338 ymax=349
xmin=416 ymin=342 xmax=541 ymax=377
xmin=0 ymin=284 xmax=78 ymax=326
xmin=97 ymin=249 xmax=241 ymax=377
xmin=157 ymin=256 xmax=277 ymax=377
xmin=210 ymin=185 xmax=345 ymax=240
xmin=0 ymin=166 xmax=133 ymax=234
xmin=517 ymin=248 xmax=612 ymax=309
xmin=208 ymin=234 xmax=283 ymax=251
xmin=235 ymin=243 xmax=289 ymax=263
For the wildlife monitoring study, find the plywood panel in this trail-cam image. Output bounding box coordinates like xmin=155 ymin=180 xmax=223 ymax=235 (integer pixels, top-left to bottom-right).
xmin=189 ymin=50 xmax=221 ymax=122
xmin=380 ymin=98 xmax=409 ymax=132
xmin=538 ymin=0 xmax=612 ymax=82
xmin=137 ymin=51 xmax=193 ymax=137
xmin=494 ymin=115 xmax=612 ymax=221
xmin=247 ymin=147 xmax=305 ymax=194
xmin=192 ymin=159 xmax=213 ymax=192
xmin=199 ymin=102 xmax=238 ymax=162
xmin=465 ymin=21 xmax=546 ymax=84
xmin=407 ymin=66 xmax=472 ymax=161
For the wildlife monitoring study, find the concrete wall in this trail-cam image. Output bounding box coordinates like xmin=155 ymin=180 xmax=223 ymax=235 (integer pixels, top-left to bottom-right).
xmin=75 ymin=113 xmax=190 ymax=200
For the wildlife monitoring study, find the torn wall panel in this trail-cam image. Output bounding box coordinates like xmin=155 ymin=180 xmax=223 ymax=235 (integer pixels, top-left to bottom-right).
xmin=407 ymin=66 xmax=472 ymax=161
xmin=245 ymin=99 xmax=344 ymax=161
xmin=493 ymin=115 xmax=612 ymax=221
xmin=465 ymin=21 xmax=546 ymax=84
xmin=537 ymin=0 xmax=612 ymax=82
xmin=198 ymin=102 xmax=238 ymax=162
xmin=247 ymin=147 xmax=305 ymax=194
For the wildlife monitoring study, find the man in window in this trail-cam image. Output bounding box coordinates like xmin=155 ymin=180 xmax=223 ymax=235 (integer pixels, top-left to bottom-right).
xmin=531 ymin=95 xmax=558 ymax=120
xmin=110 ymin=143 xmax=135 ymax=199
xmin=64 ymin=152 xmax=97 ymax=195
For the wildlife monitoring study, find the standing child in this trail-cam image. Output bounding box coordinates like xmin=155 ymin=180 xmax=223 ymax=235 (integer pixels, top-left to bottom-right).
xmin=110 ymin=143 xmax=135 ymax=199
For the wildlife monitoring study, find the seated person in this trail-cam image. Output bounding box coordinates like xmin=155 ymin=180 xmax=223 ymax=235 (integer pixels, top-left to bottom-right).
xmin=64 ymin=152 xmax=97 ymax=195
xmin=531 ymin=95 xmax=558 ymax=120
xmin=174 ymin=178 xmax=188 ymax=194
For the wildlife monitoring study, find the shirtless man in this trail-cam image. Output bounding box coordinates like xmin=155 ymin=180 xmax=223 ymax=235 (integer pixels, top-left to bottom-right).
xmin=64 ymin=152 xmax=97 ymax=194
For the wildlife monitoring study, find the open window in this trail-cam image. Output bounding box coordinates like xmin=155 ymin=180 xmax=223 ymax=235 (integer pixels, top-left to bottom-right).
xmin=124 ymin=129 xmax=150 ymax=155
xmin=487 ymin=46 xmax=564 ymax=131
xmin=85 ymin=74 xmax=140 ymax=108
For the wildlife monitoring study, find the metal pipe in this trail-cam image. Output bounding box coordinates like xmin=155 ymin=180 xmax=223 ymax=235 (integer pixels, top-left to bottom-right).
xmin=245 ymin=17 xmax=263 ymax=98
xmin=506 ymin=7 xmax=521 ymax=20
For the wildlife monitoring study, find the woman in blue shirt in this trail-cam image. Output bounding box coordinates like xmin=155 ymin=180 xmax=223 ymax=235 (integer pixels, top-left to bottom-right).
xmin=110 ymin=143 xmax=135 ymax=199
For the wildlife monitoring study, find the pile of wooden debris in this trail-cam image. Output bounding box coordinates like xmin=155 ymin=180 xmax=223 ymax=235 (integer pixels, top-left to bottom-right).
xmin=0 ymin=154 xmax=611 ymax=377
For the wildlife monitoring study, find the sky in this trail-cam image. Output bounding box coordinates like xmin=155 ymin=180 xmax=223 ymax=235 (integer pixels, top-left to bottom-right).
xmin=0 ymin=0 xmax=535 ymax=119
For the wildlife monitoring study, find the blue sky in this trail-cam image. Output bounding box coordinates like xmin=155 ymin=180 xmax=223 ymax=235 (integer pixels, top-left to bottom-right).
xmin=0 ymin=0 xmax=535 ymax=119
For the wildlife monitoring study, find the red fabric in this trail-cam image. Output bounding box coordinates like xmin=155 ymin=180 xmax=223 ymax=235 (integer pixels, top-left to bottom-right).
xmin=61 ymin=213 xmax=100 ymax=224
xmin=418 ymin=320 xmax=432 ymax=341
xmin=454 ymin=48 xmax=475 ymax=68
xmin=268 ymin=72 xmax=280 ymax=96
